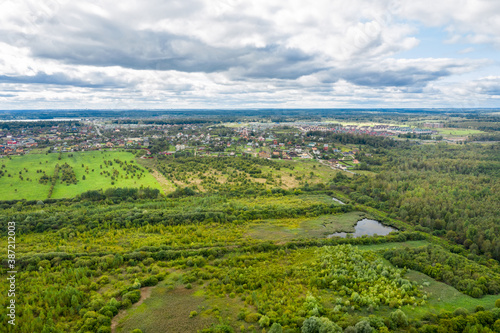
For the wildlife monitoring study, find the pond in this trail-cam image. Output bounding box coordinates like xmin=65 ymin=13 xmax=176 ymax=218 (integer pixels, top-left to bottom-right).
xmin=331 ymin=197 xmax=345 ymax=205
xmin=327 ymin=218 xmax=397 ymax=238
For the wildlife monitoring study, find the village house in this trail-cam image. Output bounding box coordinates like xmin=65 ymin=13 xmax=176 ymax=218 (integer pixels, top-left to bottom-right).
xmin=259 ymin=151 xmax=271 ymax=158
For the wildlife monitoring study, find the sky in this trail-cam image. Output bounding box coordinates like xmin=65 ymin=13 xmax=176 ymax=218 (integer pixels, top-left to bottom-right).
xmin=0 ymin=0 xmax=499 ymax=110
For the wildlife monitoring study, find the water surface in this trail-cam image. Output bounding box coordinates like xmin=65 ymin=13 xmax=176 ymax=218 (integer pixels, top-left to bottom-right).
xmin=327 ymin=218 xmax=397 ymax=238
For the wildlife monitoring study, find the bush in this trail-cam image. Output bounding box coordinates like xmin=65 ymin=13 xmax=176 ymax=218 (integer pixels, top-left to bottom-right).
xmin=390 ymin=309 xmax=408 ymax=328
xmin=354 ymin=320 xmax=372 ymax=333
xmin=141 ymin=276 xmax=159 ymax=287
xmin=189 ymin=311 xmax=198 ymax=318
xmin=453 ymin=308 xmax=469 ymax=317
xmin=122 ymin=290 xmax=141 ymax=304
xmin=302 ymin=317 xmax=320 ymax=333
xmin=244 ymin=313 xmax=261 ymax=323
xmin=268 ymin=323 xmax=283 ymax=333
xmin=258 ymin=315 xmax=270 ymax=327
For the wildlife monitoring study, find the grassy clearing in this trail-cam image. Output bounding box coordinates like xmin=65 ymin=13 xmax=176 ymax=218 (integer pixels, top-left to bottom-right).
xmin=0 ymin=151 xmax=162 ymax=200
xmin=115 ymin=281 xmax=215 ymax=333
xmin=435 ymin=128 xmax=486 ymax=136
xmin=246 ymin=211 xmax=366 ymax=241
xmin=0 ymin=152 xmax=60 ymax=200
xmin=116 ymin=275 xmax=252 ymax=333
xmin=401 ymin=270 xmax=498 ymax=317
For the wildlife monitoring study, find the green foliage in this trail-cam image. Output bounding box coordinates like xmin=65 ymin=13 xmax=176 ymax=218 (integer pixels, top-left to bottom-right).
xmin=167 ymin=186 xmax=197 ymax=198
xmin=354 ymin=320 xmax=373 ymax=333
xmin=0 ymin=151 xmax=161 ymax=200
xmin=301 ymin=317 xmax=321 ymax=333
xmin=1 ymin=120 xmax=499 ymax=333
xmin=385 ymin=245 xmax=500 ymax=297
xmin=389 ymin=309 xmax=408 ymax=328
xmin=337 ymin=144 xmax=500 ymax=261
xmin=244 ymin=313 xmax=261 ymax=323
xmin=201 ymin=324 xmax=236 ymax=333
xmin=268 ymin=323 xmax=283 ymax=333
xmin=205 ymin=245 xmax=423 ymax=330
xmin=301 ymin=317 xmax=341 ymax=333
xmin=123 ymin=290 xmax=141 ymax=304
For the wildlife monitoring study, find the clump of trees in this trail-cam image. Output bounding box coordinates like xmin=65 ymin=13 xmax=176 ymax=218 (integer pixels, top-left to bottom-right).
xmin=60 ymin=163 xmax=78 ymax=185
xmin=79 ymin=187 xmax=160 ymax=201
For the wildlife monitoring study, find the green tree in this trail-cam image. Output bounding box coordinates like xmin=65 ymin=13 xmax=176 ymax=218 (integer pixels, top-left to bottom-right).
xmin=302 ymin=317 xmax=320 ymax=333
xmin=268 ymin=323 xmax=283 ymax=333
xmin=354 ymin=320 xmax=373 ymax=333
xmin=390 ymin=309 xmax=408 ymax=328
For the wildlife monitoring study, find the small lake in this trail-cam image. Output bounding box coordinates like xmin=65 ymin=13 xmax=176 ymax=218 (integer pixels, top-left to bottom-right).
xmin=327 ymin=218 xmax=397 ymax=238
xmin=331 ymin=197 xmax=345 ymax=205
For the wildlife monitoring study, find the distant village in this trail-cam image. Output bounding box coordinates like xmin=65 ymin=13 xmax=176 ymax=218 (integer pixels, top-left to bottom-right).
xmin=0 ymin=120 xmax=443 ymax=173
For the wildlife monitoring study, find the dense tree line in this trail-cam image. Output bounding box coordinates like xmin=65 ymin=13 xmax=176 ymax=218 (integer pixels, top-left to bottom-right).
xmin=0 ymin=193 xmax=351 ymax=234
xmin=333 ymin=143 xmax=500 ymax=260
xmin=79 ymin=187 xmax=160 ymax=201
xmin=307 ymin=131 xmax=402 ymax=148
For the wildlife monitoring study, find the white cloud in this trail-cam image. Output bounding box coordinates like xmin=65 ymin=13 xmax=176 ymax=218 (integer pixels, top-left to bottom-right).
xmin=398 ymin=0 xmax=500 ymax=46
xmin=0 ymin=0 xmax=498 ymax=108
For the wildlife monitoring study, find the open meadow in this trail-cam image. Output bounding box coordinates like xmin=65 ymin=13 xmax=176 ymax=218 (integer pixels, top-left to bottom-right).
xmin=0 ymin=150 xmax=162 ymax=200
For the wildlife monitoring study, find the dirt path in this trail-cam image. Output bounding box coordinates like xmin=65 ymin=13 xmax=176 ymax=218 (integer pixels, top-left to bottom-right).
xmin=149 ymin=168 xmax=175 ymax=194
xmin=111 ymin=286 xmax=154 ymax=333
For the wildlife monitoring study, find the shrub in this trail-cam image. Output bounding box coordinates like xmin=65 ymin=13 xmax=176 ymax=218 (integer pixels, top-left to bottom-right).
xmin=302 ymin=317 xmax=320 ymax=333
xmin=354 ymin=320 xmax=373 ymax=333
xmin=390 ymin=309 xmax=408 ymax=328
xmin=453 ymin=308 xmax=469 ymax=317
xmin=122 ymin=290 xmax=141 ymax=304
xmin=244 ymin=313 xmax=261 ymax=323
xmin=268 ymin=323 xmax=283 ymax=333
xmin=258 ymin=315 xmax=270 ymax=327
xmin=141 ymin=276 xmax=158 ymax=287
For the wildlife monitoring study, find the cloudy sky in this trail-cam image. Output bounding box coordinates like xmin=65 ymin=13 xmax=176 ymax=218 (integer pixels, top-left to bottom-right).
xmin=0 ymin=0 xmax=499 ymax=109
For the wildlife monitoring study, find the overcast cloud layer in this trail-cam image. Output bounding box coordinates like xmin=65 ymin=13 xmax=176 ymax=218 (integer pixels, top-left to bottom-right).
xmin=0 ymin=0 xmax=499 ymax=109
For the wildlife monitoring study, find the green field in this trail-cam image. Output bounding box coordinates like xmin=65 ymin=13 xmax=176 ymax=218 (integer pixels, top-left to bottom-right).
xmin=0 ymin=151 xmax=162 ymax=200
xmin=402 ymin=270 xmax=498 ymax=317
xmin=434 ymin=127 xmax=486 ymax=136
xmin=114 ymin=277 xmax=241 ymax=333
